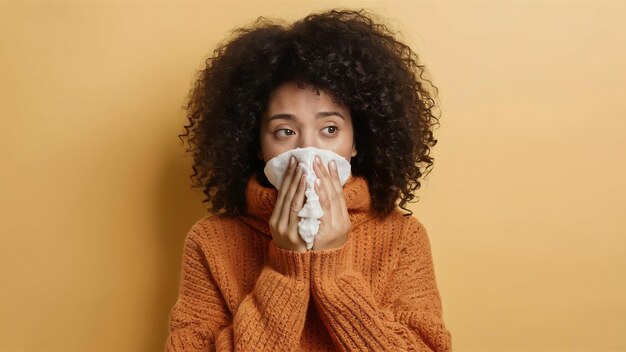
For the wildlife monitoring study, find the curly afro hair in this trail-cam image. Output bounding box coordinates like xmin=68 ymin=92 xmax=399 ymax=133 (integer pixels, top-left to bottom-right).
xmin=178 ymin=9 xmax=440 ymax=220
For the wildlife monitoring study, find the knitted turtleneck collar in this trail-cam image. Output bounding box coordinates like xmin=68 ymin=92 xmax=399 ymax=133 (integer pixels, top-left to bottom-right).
xmin=238 ymin=172 xmax=374 ymax=238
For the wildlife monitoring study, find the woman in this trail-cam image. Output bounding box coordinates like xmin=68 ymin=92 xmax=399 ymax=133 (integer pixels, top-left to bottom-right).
xmin=167 ymin=9 xmax=452 ymax=351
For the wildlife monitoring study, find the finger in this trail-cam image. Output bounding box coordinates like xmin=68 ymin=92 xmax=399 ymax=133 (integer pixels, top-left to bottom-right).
xmin=328 ymin=160 xmax=349 ymax=218
xmin=314 ymin=175 xmax=330 ymax=214
xmin=314 ymin=155 xmax=338 ymax=209
xmin=316 ymin=157 xmax=347 ymax=226
xmin=314 ymin=155 xmax=331 ymax=191
xmin=313 ymin=158 xmax=334 ymax=217
xmin=273 ymin=156 xmax=297 ymax=218
xmin=278 ymin=163 xmax=303 ymax=231
xmin=327 ymin=160 xmax=344 ymax=196
xmin=288 ymin=173 xmax=307 ymax=237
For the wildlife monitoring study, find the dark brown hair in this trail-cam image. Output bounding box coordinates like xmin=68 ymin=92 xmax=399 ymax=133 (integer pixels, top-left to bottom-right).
xmin=178 ymin=9 xmax=440 ymax=219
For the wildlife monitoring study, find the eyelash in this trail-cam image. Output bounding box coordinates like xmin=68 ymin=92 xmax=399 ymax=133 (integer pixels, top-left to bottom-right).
xmin=275 ymin=126 xmax=339 ymax=137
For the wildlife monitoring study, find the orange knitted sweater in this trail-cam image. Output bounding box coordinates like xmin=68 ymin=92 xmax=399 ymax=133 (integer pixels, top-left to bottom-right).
xmin=166 ymin=174 xmax=452 ymax=351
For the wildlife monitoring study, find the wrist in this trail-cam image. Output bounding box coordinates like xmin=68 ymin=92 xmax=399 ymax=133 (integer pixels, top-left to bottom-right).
xmin=310 ymin=234 xmax=353 ymax=283
xmin=268 ymin=240 xmax=310 ymax=280
xmin=312 ymin=232 xmax=348 ymax=251
xmin=274 ymin=239 xmax=308 ymax=252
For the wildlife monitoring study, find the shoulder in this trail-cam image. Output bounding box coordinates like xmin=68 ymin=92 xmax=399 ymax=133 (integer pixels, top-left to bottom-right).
xmin=376 ymin=209 xmax=428 ymax=232
xmin=379 ymin=210 xmax=430 ymax=248
xmin=184 ymin=214 xmax=249 ymax=245
xmin=183 ymin=214 xmax=263 ymax=272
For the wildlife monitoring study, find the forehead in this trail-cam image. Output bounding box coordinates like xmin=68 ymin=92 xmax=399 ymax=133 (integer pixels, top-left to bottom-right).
xmin=264 ymin=82 xmax=348 ymax=115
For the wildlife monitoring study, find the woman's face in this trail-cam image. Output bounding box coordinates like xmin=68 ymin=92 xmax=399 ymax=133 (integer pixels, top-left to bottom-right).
xmin=258 ymin=81 xmax=357 ymax=164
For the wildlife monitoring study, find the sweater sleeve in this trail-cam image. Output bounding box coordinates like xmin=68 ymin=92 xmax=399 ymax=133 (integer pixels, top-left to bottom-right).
xmin=166 ymin=224 xmax=311 ymax=351
xmin=309 ymin=217 xmax=452 ymax=352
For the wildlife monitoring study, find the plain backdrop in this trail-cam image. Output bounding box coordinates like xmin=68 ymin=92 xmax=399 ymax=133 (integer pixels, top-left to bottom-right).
xmin=1 ymin=0 xmax=625 ymax=350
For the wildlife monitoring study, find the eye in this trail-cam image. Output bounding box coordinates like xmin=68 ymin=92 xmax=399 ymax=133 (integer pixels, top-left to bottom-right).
xmin=321 ymin=126 xmax=338 ymax=135
xmin=275 ymin=129 xmax=295 ymax=138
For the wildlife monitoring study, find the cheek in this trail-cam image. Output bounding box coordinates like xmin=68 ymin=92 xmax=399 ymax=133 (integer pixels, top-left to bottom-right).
xmin=259 ymin=134 xmax=274 ymax=162
xmin=331 ymin=131 xmax=355 ymax=161
xmin=342 ymin=127 xmax=355 ymax=149
xmin=260 ymin=136 xmax=290 ymax=163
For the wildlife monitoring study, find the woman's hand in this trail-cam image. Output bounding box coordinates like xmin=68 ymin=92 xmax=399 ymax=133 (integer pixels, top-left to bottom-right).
xmin=269 ymin=156 xmax=308 ymax=252
xmin=312 ymin=155 xmax=352 ymax=251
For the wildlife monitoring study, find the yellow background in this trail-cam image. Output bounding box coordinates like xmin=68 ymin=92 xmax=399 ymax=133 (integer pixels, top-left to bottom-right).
xmin=1 ymin=1 xmax=625 ymax=350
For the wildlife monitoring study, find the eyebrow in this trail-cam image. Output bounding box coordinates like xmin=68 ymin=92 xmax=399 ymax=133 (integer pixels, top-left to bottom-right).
xmin=266 ymin=111 xmax=345 ymax=123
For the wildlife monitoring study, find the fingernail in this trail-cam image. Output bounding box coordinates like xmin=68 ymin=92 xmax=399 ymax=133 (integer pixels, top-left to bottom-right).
xmin=315 ymin=155 xmax=321 ymax=165
xmin=330 ymin=160 xmax=337 ymax=171
xmin=315 ymin=178 xmax=321 ymax=187
xmin=289 ymin=156 xmax=295 ymax=167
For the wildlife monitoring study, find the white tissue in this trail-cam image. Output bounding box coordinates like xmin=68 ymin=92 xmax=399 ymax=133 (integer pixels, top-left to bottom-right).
xmin=263 ymin=147 xmax=351 ymax=250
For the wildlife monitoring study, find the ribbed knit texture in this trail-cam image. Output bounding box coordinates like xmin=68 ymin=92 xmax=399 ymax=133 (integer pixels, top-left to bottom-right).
xmin=166 ymin=173 xmax=452 ymax=351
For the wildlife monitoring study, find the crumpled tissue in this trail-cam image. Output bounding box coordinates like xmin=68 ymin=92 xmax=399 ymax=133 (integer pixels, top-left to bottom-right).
xmin=263 ymin=147 xmax=351 ymax=250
